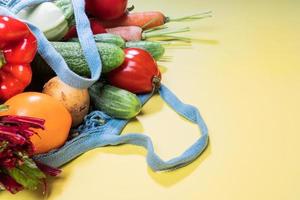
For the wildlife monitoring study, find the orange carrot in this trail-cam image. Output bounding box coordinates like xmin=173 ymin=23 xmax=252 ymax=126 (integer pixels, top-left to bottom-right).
xmin=101 ymin=12 xmax=164 ymax=30
xmin=106 ymin=26 xmax=191 ymax=42
xmin=100 ymin=11 xmax=212 ymax=30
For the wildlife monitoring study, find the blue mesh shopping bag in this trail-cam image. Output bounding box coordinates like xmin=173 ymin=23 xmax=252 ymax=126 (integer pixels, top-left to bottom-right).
xmin=0 ymin=0 xmax=209 ymax=171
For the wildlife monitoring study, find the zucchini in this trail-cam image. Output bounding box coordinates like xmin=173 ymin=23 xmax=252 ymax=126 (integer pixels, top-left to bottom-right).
xmin=69 ymin=33 xmax=125 ymax=48
xmin=17 ymin=2 xmax=70 ymax=41
xmin=89 ymin=83 xmax=142 ymax=119
xmin=125 ymin=41 xmax=165 ymax=60
xmin=51 ymin=42 xmax=125 ymax=76
xmin=54 ymin=0 xmax=73 ymax=23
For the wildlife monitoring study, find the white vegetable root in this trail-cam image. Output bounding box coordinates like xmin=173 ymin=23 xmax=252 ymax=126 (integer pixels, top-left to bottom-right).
xmin=43 ymin=76 xmax=90 ymax=127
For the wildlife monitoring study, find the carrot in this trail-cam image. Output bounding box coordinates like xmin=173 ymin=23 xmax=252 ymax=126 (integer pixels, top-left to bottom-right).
xmin=106 ymin=26 xmax=142 ymax=41
xmin=100 ymin=11 xmax=212 ymax=30
xmin=106 ymin=26 xmax=191 ymax=42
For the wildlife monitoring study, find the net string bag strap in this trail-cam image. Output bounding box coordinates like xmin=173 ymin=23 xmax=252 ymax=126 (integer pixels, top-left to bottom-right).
xmin=35 ymin=85 xmax=209 ymax=171
xmin=0 ymin=0 xmax=210 ymax=171
xmin=0 ymin=0 xmax=102 ymax=89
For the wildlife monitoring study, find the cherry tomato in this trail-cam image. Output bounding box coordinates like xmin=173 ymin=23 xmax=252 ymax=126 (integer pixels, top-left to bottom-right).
xmin=85 ymin=0 xmax=128 ymax=20
xmin=108 ymin=48 xmax=161 ymax=94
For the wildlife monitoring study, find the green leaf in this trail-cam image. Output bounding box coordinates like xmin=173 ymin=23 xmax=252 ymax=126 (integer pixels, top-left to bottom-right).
xmin=13 ymin=153 xmax=46 ymax=180
xmin=19 ymin=159 xmax=46 ymax=180
xmin=7 ymin=168 xmax=41 ymax=190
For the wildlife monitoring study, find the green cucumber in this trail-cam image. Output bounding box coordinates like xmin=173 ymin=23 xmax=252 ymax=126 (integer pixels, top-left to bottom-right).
xmin=125 ymin=41 xmax=165 ymax=60
xmin=69 ymin=38 xmax=164 ymax=60
xmin=69 ymin=33 xmax=125 ymax=48
xmin=89 ymin=83 xmax=142 ymax=119
xmin=51 ymin=42 xmax=125 ymax=76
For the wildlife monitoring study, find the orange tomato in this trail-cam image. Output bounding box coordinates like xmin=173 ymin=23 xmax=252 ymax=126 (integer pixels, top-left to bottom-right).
xmin=1 ymin=92 xmax=72 ymax=154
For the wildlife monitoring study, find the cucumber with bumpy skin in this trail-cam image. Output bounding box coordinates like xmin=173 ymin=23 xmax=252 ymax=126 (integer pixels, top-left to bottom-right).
xmin=69 ymin=37 xmax=164 ymax=60
xmin=89 ymin=83 xmax=142 ymax=119
xmin=125 ymin=41 xmax=165 ymax=60
xmin=50 ymin=42 xmax=125 ymax=76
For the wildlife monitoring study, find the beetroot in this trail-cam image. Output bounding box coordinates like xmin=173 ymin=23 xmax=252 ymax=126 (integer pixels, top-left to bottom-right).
xmin=0 ymin=115 xmax=61 ymax=194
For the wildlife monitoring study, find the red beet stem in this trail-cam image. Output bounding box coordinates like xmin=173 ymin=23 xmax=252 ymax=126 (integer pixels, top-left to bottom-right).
xmin=0 ymin=173 xmax=24 ymax=194
xmin=35 ymin=161 xmax=61 ymax=177
xmin=0 ymin=115 xmax=45 ymax=130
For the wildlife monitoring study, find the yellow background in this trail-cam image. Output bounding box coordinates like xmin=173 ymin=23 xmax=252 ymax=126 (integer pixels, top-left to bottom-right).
xmin=1 ymin=0 xmax=300 ymax=199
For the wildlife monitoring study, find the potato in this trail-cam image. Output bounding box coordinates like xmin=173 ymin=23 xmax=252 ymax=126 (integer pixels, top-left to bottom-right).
xmin=43 ymin=76 xmax=90 ymax=127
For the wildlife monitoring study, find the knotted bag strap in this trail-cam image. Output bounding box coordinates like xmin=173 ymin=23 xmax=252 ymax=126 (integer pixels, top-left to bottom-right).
xmin=95 ymin=85 xmax=209 ymax=171
xmin=0 ymin=0 xmax=102 ymax=89
xmin=35 ymin=85 xmax=209 ymax=171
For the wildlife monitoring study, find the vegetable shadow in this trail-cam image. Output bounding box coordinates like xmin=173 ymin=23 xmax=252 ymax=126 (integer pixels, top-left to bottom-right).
xmin=8 ymin=174 xmax=69 ymax=200
xmin=147 ymin=142 xmax=211 ymax=187
xmin=158 ymin=65 xmax=168 ymax=74
xmin=191 ymin=38 xmax=219 ymax=45
xmin=42 ymin=176 xmax=69 ymax=199
xmin=99 ymin=116 xmax=211 ymax=188
xmin=139 ymin=94 xmax=164 ymax=116
xmin=99 ymin=137 xmax=211 ymax=188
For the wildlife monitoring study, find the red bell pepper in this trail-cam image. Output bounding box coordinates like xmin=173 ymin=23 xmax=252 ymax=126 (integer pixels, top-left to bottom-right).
xmin=0 ymin=16 xmax=37 ymax=102
xmin=108 ymin=48 xmax=161 ymax=94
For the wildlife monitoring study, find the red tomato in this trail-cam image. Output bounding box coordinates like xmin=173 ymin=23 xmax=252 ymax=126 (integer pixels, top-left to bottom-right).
xmin=108 ymin=48 xmax=161 ymax=94
xmin=85 ymin=0 xmax=128 ymax=20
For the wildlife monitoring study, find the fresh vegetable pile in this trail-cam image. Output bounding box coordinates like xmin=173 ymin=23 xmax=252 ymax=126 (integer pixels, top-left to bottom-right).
xmin=0 ymin=0 xmax=211 ymax=195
